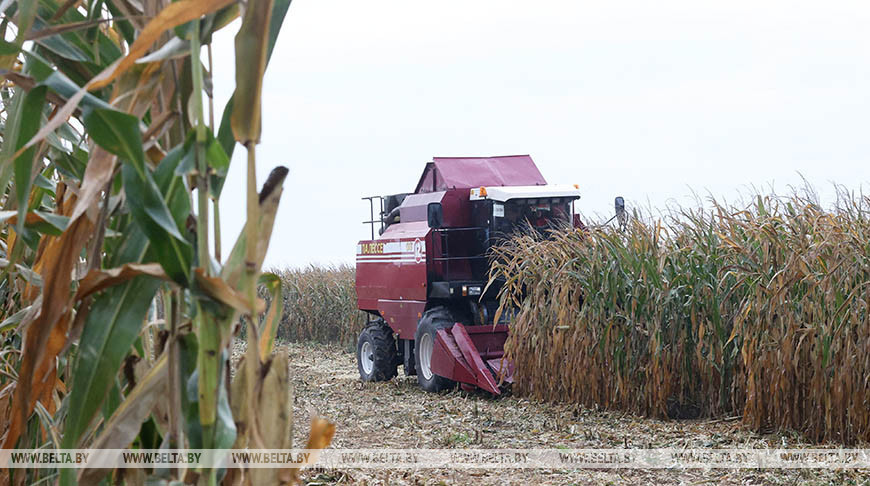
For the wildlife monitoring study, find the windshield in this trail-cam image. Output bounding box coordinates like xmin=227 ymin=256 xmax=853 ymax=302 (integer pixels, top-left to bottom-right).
xmin=494 ymin=198 xmax=572 ymax=234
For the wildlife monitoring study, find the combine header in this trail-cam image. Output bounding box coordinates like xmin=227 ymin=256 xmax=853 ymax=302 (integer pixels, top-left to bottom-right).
xmin=355 ymin=155 xmax=581 ymax=394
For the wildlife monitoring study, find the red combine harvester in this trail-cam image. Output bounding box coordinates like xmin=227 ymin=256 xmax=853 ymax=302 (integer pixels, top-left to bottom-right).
xmin=355 ymin=155 xmax=581 ymax=394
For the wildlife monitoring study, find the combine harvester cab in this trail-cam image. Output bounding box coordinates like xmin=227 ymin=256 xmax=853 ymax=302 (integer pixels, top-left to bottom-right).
xmin=355 ymin=155 xmax=581 ymax=394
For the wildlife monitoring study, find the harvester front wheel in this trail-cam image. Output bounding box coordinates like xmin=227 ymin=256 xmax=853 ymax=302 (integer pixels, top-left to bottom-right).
xmin=415 ymin=307 xmax=456 ymax=392
xmin=357 ymin=322 xmax=398 ymax=382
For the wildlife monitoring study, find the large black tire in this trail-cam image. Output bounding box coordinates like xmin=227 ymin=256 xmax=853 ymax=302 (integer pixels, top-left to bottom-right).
xmin=357 ymin=322 xmax=398 ymax=382
xmin=414 ymin=307 xmax=457 ymax=392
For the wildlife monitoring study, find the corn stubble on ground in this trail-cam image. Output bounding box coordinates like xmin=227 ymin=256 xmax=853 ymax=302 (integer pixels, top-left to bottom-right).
xmin=233 ymin=341 xmax=864 ymax=486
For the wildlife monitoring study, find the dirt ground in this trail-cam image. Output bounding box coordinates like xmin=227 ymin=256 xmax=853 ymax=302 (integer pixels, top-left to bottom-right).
xmin=235 ymin=341 xmax=868 ymax=486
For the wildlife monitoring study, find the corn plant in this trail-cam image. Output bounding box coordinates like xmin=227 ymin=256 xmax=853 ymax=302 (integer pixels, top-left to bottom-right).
xmin=491 ymin=188 xmax=870 ymax=444
xmin=0 ymin=0 xmax=332 ymax=484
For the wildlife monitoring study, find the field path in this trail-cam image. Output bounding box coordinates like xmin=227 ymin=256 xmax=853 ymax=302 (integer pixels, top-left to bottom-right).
xmin=236 ymin=342 xmax=862 ymax=485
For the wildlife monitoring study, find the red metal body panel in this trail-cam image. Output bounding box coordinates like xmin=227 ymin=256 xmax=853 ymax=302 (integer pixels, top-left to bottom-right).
xmin=356 ymin=221 xmax=430 ymax=337
xmin=431 ymin=328 xmax=477 ymax=385
xmin=431 ymin=324 xmax=511 ymax=394
xmin=356 ymin=188 xmax=472 ymax=320
xmin=487 ymin=358 xmax=514 ymax=385
xmin=450 ymin=323 xmax=501 ymax=394
xmin=356 ymin=221 xmax=429 ymax=308
xmin=376 ymin=299 xmax=426 ymax=339
xmin=398 ymin=190 xmax=471 ymax=228
xmin=414 ymin=155 xmax=547 ymax=193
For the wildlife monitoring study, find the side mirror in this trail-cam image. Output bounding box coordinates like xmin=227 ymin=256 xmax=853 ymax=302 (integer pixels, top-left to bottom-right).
xmin=614 ymin=196 xmax=626 ymax=228
xmin=427 ymin=202 xmax=443 ymax=229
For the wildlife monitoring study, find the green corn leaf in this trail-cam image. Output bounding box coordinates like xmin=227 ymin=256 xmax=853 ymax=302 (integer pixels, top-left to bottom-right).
xmin=13 ymin=85 xmax=46 ymax=235
xmin=52 ymin=149 xmax=86 ymax=180
xmin=42 ymin=70 xmax=114 ymax=111
xmin=57 ymin=148 xmax=189 ymax=459
xmin=154 ymin=145 xmax=193 ymax=231
xmin=35 ymin=0 xmax=123 ymax=67
xmin=0 ymin=87 xmax=25 ymax=203
xmin=77 ymin=353 xmax=168 ymax=485
xmin=34 ymin=34 xmax=91 ymax=62
xmin=71 ymin=93 xmax=193 ymax=284
xmin=61 ymin=275 xmax=163 ymax=453
xmin=258 ymin=272 xmax=282 ymax=360
xmin=215 ymin=94 xmax=235 ymax=172
xmin=82 ymin=108 xmax=145 ymax=175
xmin=121 ymin=164 xmax=192 ymax=285
xmin=0 ymin=39 xmax=19 ymax=55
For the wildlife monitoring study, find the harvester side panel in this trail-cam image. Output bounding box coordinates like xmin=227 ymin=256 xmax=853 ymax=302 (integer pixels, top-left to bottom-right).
xmin=376 ymin=299 xmax=426 ymax=339
xmin=399 ymin=190 xmax=472 ymax=228
xmin=356 ymin=221 xmax=431 ymax=337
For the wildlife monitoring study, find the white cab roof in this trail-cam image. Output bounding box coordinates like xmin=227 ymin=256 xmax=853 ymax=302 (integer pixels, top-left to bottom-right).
xmin=469 ymin=185 xmax=581 ymax=202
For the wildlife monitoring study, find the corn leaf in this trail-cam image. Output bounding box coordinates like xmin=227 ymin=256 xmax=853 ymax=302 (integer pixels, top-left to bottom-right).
xmin=74 ymin=262 xmax=171 ymax=301
xmin=120 ymin=163 xmax=193 ymax=285
xmin=61 ymin=275 xmax=163 ymax=452
xmin=12 ymin=85 xmax=46 ymax=236
xmin=258 ymin=272 xmax=282 ymax=361
xmin=89 ymin=0 xmax=236 ymax=90
xmin=2 ymin=216 xmax=92 ymax=450
xmin=77 ymin=353 xmax=168 ymax=485
xmin=230 ymin=0 xmax=274 ymax=144
xmin=215 ymin=0 xmax=291 ymax=195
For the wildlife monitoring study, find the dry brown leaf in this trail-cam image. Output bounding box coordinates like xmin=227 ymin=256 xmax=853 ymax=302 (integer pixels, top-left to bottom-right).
xmin=230 ymin=0 xmax=273 ymax=145
xmin=304 ymin=416 xmax=335 ymax=451
xmin=2 ymin=216 xmax=92 ymax=449
xmin=249 ymin=353 xmax=290 ymax=485
xmin=89 ymin=0 xmax=236 ymax=90
xmin=281 ymin=416 xmax=335 ymax=485
xmin=194 ymin=268 xmax=265 ymax=314
xmin=78 ymin=354 xmax=168 ymax=485
xmin=74 ymin=262 xmax=171 ymax=301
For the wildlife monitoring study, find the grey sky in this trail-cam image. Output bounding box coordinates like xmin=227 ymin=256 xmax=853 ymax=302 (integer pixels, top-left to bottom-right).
xmin=210 ymin=0 xmax=870 ymax=268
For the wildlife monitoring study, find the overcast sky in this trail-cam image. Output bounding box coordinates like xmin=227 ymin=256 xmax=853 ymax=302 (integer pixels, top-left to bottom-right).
xmin=209 ymin=0 xmax=870 ymax=269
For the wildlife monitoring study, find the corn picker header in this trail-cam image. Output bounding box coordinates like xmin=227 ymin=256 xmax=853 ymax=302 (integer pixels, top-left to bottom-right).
xmin=355 ymin=155 xmax=581 ymax=393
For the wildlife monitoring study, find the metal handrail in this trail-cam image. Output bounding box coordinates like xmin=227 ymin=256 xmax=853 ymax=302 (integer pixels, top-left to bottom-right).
xmin=430 ymin=255 xmax=488 ymax=262
xmin=430 ymin=227 xmax=485 ymax=233
xmin=431 ymin=226 xmax=491 ymax=281
xmin=361 ymin=195 xmax=384 ymax=239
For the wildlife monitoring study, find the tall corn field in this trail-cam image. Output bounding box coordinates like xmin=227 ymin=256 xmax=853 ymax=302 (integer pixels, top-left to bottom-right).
xmin=269 ymin=265 xmax=365 ymax=349
xmin=491 ymin=189 xmax=870 ymax=444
